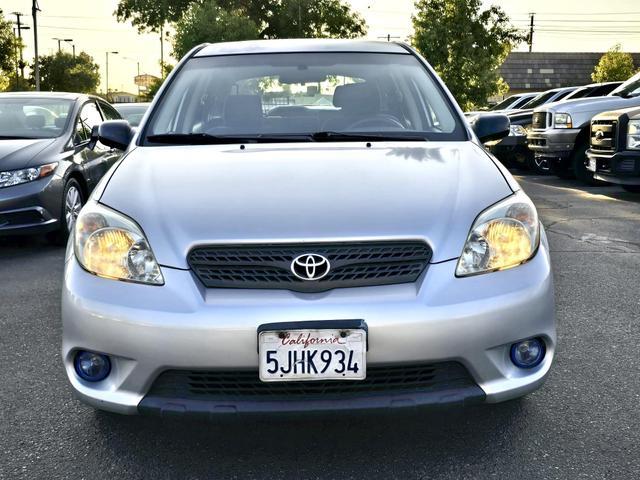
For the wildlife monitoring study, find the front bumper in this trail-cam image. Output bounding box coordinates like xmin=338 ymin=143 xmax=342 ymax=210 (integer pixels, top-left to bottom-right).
xmin=62 ymin=232 xmax=556 ymax=416
xmin=0 ymin=175 xmax=62 ymax=235
xmin=587 ymin=149 xmax=640 ymax=185
xmin=527 ymin=128 xmax=581 ymax=158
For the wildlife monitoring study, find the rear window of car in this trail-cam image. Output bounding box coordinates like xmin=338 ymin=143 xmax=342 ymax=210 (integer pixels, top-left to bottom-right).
xmin=143 ymin=52 xmax=467 ymax=143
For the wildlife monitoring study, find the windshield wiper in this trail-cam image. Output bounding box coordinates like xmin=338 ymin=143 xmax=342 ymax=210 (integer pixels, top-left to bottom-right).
xmin=146 ymin=133 xmax=312 ymax=145
xmin=310 ymin=131 xmax=428 ymax=142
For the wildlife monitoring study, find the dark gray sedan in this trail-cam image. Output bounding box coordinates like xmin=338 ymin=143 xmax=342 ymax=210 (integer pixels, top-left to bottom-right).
xmin=0 ymin=92 xmax=123 ymax=243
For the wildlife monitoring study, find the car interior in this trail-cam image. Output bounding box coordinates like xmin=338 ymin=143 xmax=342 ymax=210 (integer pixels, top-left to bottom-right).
xmin=0 ymin=101 xmax=72 ymax=139
xmin=147 ymin=53 xmax=462 ymax=140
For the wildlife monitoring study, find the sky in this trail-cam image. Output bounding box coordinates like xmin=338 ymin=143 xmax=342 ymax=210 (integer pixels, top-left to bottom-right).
xmin=3 ymin=0 xmax=640 ymax=94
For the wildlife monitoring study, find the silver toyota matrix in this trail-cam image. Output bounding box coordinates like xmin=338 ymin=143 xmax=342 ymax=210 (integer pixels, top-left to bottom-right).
xmin=61 ymin=40 xmax=556 ymax=415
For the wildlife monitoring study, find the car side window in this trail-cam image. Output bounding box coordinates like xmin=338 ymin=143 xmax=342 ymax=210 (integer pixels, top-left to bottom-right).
xmin=74 ymin=101 xmax=103 ymax=145
xmin=98 ymin=101 xmax=121 ymax=120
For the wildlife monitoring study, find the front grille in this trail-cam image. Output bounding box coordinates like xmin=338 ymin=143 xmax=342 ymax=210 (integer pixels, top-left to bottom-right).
xmin=188 ymin=241 xmax=432 ymax=292
xmin=591 ymin=120 xmax=617 ymax=152
xmin=0 ymin=209 xmax=44 ymax=227
xmin=532 ymin=112 xmax=548 ymax=129
xmin=146 ymin=362 xmax=476 ymax=399
xmin=618 ymin=158 xmax=636 ymax=172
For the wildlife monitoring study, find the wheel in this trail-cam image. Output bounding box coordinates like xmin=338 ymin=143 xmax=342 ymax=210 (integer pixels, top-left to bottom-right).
xmin=622 ymin=184 xmax=640 ymax=193
xmin=47 ymin=178 xmax=84 ymax=245
xmin=572 ymin=143 xmax=602 ymax=185
xmin=527 ymin=155 xmax=551 ymax=175
xmin=549 ymin=159 xmax=574 ymax=179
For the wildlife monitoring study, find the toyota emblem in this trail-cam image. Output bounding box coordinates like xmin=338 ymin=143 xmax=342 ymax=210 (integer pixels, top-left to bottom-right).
xmin=291 ymin=254 xmax=331 ymax=281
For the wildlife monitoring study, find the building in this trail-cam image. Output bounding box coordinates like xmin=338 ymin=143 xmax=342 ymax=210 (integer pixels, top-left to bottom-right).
xmin=499 ymin=52 xmax=640 ymax=94
xmin=109 ymin=91 xmax=139 ymax=103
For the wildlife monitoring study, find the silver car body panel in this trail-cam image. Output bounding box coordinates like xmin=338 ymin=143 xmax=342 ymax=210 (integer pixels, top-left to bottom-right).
xmin=99 ymin=142 xmax=513 ymax=267
xmin=62 ymin=227 xmax=555 ymax=414
xmin=61 ymin=40 xmax=556 ymax=414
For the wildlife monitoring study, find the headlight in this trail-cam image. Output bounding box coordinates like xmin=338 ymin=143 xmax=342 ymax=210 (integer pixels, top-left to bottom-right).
xmin=0 ymin=162 xmax=58 ymax=188
xmin=74 ymin=202 xmax=164 ymax=285
xmin=554 ymin=113 xmax=573 ymax=129
xmin=456 ymin=190 xmax=540 ymax=277
xmin=628 ymin=119 xmax=640 ymax=150
xmin=509 ymin=125 xmax=527 ymax=136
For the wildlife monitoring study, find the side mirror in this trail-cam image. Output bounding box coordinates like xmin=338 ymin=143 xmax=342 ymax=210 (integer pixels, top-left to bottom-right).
xmin=469 ymin=114 xmax=510 ymax=144
xmin=89 ymin=120 xmax=134 ymax=151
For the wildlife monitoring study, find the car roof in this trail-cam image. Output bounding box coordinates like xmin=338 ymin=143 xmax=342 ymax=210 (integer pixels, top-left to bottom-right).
xmin=0 ymin=91 xmax=87 ymax=100
xmin=195 ymin=39 xmax=410 ymax=57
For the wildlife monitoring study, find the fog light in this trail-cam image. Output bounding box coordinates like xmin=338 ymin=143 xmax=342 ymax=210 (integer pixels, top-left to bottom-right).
xmin=510 ymin=338 xmax=545 ymax=369
xmin=74 ymin=350 xmax=111 ymax=382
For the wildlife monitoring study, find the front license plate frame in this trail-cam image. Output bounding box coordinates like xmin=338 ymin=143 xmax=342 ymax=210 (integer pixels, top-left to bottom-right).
xmin=257 ymin=320 xmax=368 ymax=383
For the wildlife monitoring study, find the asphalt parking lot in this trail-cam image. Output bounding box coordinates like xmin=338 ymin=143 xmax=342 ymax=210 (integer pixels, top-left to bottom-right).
xmin=1 ymin=173 xmax=639 ymax=479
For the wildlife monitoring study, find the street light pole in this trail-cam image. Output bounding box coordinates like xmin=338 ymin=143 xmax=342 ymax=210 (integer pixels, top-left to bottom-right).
xmin=106 ymin=51 xmax=118 ymax=101
xmin=53 ymin=38 xmax=74 ymax=54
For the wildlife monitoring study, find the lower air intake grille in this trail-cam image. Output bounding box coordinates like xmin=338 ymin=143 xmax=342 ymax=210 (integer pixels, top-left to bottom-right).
xmin=188 ymin=241 xmax=432 ymax=292
xmin=146 ymin=362 xmax=476 ymax=399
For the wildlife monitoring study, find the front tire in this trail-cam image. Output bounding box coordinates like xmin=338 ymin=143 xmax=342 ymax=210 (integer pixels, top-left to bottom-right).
xmin=572 ymin=144 xmax=602 ymax=185
xmin=550 ymin=159 xmax=574 ymax=179
xmin=527 ymin=155 xmax=551 ymax=175
xmin=47 ymin=178 xmax=84 ymax=245
xmin=622 ymin=184 xmax=640 ymax=193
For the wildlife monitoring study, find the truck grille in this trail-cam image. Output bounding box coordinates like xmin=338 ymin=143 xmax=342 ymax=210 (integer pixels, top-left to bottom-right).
xmin=532 ymin=112 xmax=550 ymax=130
xmin=591 ymin=120 xmax=617 ymax=152
xmin=145 ymin=362 xmax=476 ymax=399
xmin=188 ymin=241 xmax=432 ymax=292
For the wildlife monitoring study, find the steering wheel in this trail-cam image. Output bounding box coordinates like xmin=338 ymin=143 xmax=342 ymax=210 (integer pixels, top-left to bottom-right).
xmin=347 ymin=115 xmax=405 ymax=130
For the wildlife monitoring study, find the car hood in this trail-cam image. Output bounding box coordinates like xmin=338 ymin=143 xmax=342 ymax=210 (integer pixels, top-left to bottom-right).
xmin=100 ymin=142 xmax=514 ymax=268
xmin=538 ymin=95 xmax=640 ymax=115
xmin=0 ymin=138 xmax=56 ymax=171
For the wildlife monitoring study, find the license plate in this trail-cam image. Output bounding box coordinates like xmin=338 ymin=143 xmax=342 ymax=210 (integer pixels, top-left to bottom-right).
xmin=587 ymin=158 xmax=597 ymax=172
xmin=259 ymin=328 xmax=366 ymax=382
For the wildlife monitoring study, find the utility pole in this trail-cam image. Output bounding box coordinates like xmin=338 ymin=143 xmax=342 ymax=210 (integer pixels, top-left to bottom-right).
xmin=528 ymin=12 xmax=535 ymax=53
xmin=32 ymin=0 xmax=41 ymax=91
xmin=13 ymin=28 xmax=19 ymax=90
xmin=11 ymin=12 xmax=29 ymax=87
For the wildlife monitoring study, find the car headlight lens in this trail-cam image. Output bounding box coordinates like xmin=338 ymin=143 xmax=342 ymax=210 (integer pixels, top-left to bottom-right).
xmin=554 ymin=113 xmax=573 ymax=129
xmin=509 ymin=124 xmax=527 ymax=136
xmin=628 ymin=120 xmax=640 ymax=150
xmin=456 ymin=190 xmax=540 ymax=277
xmin=0 ymin=162 xmax=58 ymax=188
xmin=74 ymin=202 xmax=164 ymax=285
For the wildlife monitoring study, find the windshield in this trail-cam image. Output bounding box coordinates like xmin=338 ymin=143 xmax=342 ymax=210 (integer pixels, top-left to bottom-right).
xmin=564 ymin=87 xmax=590 ymax=100
xmin=144 ymin=52 xmax=466 ymax=143
xmin=115 ymin=104 xmax=149 ymax=127
xmin=521 ymin=90 xmax=558 ymax=109
xmin=610 ymin=72 xmax=640 ymax=98
xmin=0 ymin=97 xmax=73 ymax=139
xmin=489 ymin=96 xmax=519 ymax=111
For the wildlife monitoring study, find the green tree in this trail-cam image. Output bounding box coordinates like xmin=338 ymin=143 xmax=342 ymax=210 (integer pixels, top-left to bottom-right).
xmin=117 ymin=0 xmax=367 ymax=40
xmin=412 ymin=0 xmax=525 ymax=111
xmin=0 ymin=9 xmax=22 ymax=91
xmin=31 ymin=51 xmax=100 ymax=93
xmin=592 ymin=44 xmax=636 ymax=83
xmin=172 ymin=1 xmax=259 ymax=59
